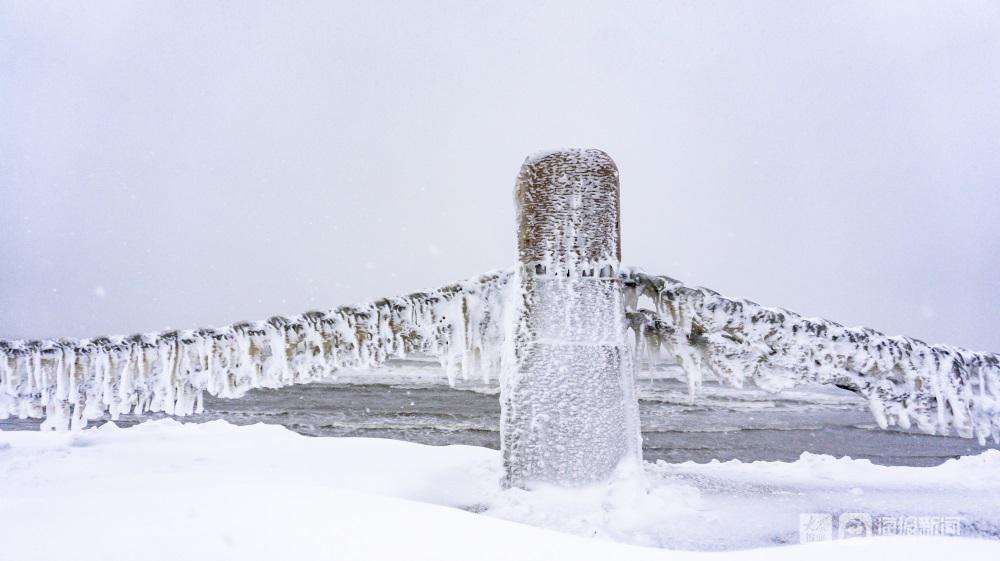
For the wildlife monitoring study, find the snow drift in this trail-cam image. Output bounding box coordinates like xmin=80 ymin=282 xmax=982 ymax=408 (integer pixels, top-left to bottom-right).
xmin=1 ymin=419 xmax=998 ymax=559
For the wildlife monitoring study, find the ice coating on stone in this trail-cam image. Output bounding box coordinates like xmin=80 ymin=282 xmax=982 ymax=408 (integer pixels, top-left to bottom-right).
xmin=0 ymin=271 xmax=512 ymax=430
xmin=624 ymin=269 xmax=1000 ymax=445
xmin=501 ymin=148 xmax=642 ymax=488
xmin=3 ymin=139 xmax=999 ymax=476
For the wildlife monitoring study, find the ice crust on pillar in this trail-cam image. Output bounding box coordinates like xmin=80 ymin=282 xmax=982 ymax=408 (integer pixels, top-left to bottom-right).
xmin=501 ymin=148 xmax=642 ymax=488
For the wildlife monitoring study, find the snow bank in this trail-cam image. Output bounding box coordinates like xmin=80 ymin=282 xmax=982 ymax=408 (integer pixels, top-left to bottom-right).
xmin=0 ymin=420 xmax=997 ymax=560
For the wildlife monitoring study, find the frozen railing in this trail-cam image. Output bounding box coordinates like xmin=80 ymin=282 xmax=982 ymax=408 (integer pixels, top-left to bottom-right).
xmin=624 ymin=269 xmax=1000 ymax=445
xmin=2 ymin=266 xmax=998 ymax=444
xmin=0 ymin=271 xmax=512 ymax=430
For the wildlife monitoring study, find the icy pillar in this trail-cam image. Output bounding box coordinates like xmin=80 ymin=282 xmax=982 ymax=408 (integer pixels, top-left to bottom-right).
xmin=500 ymin=148 xmax=641 ymax=488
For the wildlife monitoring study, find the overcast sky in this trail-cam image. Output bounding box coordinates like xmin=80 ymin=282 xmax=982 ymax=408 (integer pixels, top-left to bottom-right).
xmin=1 ymin=1 xmax=998 ymax=351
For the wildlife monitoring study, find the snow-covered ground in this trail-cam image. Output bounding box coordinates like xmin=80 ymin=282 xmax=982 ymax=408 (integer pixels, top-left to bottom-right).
xmin=1 ymin=419 xmax=998 ymax=560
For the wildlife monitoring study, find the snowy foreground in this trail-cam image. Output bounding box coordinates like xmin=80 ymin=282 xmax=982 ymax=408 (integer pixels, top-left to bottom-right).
xmin=1 ymin=420 xmax=999 ymax=561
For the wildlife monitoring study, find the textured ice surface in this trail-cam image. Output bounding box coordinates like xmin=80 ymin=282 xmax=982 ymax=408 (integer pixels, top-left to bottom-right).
xmin=624 ymin=269 xmax=1000 ymax=445
xmin=501 ymin=149 xmax=641 ymax=487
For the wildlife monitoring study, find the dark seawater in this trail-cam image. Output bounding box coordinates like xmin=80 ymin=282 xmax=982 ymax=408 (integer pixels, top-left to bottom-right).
xmin=3 ymin=367 xmax=996 ymax=465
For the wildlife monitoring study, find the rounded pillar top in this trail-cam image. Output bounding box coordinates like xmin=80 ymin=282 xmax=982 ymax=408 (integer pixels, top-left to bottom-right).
xmin=515 ymin=148 xmax=621 ymax=269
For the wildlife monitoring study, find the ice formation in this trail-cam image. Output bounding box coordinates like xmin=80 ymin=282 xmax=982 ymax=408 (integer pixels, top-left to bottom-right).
xmin=0 ymin=271 xmax=512 ymax=430
xmin=2 ymin=146 xmax=998 ymax=470
xmin=3 ymin=266 xmax=999 ymax=450
xmin=501 ymin=148 xmax=641 ymax=487
xmin=623 ymin=269 xmax=1000 ymax=444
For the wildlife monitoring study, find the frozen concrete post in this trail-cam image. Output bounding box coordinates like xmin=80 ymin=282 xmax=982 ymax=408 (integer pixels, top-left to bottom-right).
xmin=500 ymin=148 xmax=641 ymax=488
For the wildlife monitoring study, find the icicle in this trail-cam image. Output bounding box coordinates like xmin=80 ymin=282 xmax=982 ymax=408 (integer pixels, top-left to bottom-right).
xmin=625 ymin=268 xmax=1000 ymax=444
xmin=0 ymin=270 xmax=513 ymax=429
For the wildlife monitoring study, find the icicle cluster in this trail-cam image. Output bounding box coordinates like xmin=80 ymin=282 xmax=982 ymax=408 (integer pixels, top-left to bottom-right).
xmin=0 ymin=271 xmax=512 ymax=430
xmin=624 ymin=269 xmax=1000 ymax=444
xmin=5 ymin=260 xmax=998 ymax=443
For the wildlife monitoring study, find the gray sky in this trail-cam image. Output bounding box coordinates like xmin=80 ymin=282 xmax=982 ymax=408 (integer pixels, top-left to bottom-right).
xmin=2 ymin=1 xmax=998 ymax=351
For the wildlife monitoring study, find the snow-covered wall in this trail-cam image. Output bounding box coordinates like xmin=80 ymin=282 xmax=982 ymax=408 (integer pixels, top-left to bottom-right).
xmin=0 ymin=272 xmax=511 ymax=430
xmin=624 ymin=270 xmax=1000 ymax=445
